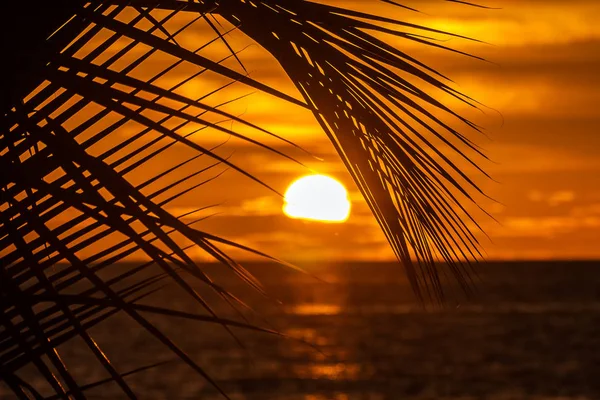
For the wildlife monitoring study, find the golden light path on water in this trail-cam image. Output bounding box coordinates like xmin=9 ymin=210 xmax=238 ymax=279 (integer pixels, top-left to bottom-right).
xmin=283 ymin=175 xmax=351 ymax=223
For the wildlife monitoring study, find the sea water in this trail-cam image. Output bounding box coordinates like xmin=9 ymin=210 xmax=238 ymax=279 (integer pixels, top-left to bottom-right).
xmin=4 ymin=261 xmax=600 ymax=399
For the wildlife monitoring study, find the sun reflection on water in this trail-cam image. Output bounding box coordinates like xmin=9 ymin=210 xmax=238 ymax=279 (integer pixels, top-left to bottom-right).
xmin=294 ymin=363 xmax=361 ymax=380
xmin=288 ymin=303 xmax=342 ymax=315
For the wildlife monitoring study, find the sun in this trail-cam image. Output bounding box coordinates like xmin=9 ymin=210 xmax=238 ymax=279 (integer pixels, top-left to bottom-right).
xmin=283 ymin=174 xmax=351 ymax=223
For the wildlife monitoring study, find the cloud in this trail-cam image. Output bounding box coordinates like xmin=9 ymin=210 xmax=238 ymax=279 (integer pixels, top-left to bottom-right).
xmin=499 ymin=216 xmax=599 ymax=238
xmin=528 ymin=190 xmax=576 ymax=207
xmin=168 ymin=196 xmax=282 ymax=219
xmin=235 ymin=196 xmax=282 ymax=216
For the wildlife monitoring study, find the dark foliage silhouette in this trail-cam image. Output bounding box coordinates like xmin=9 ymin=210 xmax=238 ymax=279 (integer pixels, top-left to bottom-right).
xmin=1 ymin=1 xmax=490 ymax=398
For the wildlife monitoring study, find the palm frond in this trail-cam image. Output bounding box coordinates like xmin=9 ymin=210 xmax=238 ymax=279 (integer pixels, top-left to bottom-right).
xmin=209 ymin=0 xmax=490 ymax=303
xmin=1 ymin=1 xmax=491 ymax=398
xmin=2 ymin=3 xmax=298 ymax=397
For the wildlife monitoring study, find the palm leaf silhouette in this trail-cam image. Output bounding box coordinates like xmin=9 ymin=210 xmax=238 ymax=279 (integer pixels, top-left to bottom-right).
xmin=1 ymin=1 xmax=490 ymax=398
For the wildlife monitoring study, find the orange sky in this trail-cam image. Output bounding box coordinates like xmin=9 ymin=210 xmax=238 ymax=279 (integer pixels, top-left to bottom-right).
xmin=177 ymin=0 xmax=600 ymax=261
xmin=29 ymin=1 xmax=600 ymax=263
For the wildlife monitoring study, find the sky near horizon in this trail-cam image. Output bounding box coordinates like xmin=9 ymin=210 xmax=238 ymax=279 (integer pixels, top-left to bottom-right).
xmin=37 ymin=0 xmax=600 ymax=263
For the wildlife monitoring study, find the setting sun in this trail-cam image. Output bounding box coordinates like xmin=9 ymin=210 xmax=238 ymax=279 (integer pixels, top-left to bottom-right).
xmin=283 ymin=175 xmax=351 ymax=223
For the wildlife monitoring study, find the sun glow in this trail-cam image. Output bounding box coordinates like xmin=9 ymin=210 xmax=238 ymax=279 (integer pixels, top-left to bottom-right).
xmin=283 ymin=175 xmax=351 ymax=223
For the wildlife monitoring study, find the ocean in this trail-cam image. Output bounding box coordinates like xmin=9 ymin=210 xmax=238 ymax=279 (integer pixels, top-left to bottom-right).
xmin=5 ymin=261 xmax=600 ymax=399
